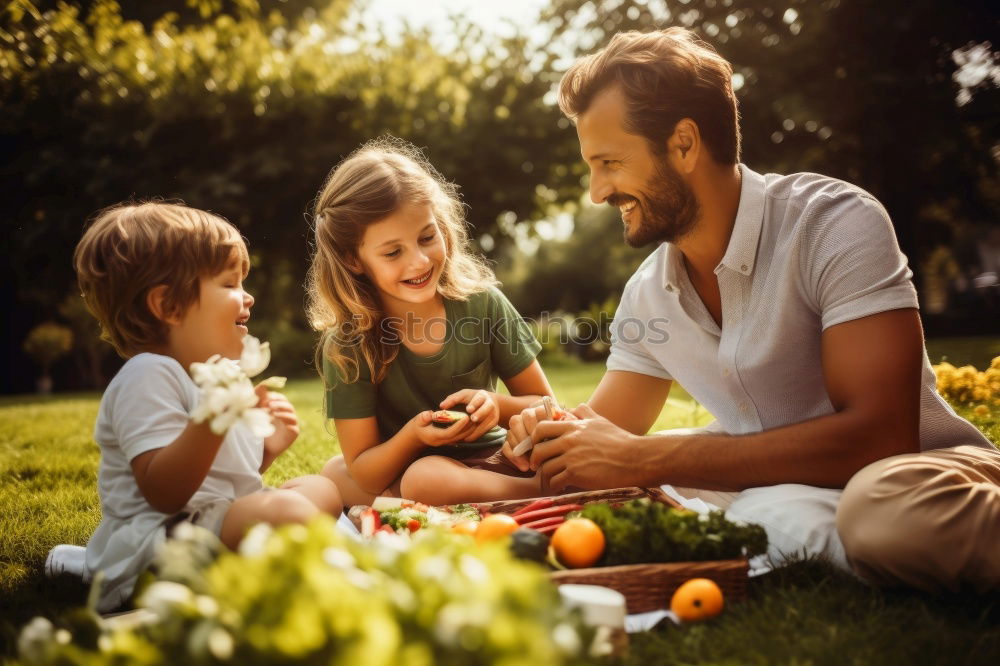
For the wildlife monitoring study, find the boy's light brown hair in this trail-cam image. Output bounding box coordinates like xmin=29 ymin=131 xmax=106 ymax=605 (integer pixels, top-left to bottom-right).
xmin=558 ymin=27 xmax=741 ymax=165
xmin=74 ymin=201 xmax=250 ymax=359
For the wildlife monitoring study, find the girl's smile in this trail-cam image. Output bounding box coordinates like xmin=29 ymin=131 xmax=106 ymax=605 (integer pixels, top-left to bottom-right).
xmin=355 ymin=202 xmax=447 ymax=314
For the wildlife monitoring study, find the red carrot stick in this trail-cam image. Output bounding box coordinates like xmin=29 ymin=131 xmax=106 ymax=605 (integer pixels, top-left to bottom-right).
xmin=536 ymin=524 xmax=561 ymax=535
xmin=512 ymin=498 xmax=554 ymax=517
xmin=520 ymin=516 xmax=565 ymax=530
xmin=514 ymin=503 xmax=583 ymax=524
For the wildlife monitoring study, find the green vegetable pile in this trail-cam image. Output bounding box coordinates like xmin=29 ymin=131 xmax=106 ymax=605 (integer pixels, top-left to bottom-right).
xmin=18 ymin=518 xmax=587 ymax=666
xmin=380 ymin=507 xmax=429 ymax=531
xmin=581 ymin=500 xmax=768 ymax=566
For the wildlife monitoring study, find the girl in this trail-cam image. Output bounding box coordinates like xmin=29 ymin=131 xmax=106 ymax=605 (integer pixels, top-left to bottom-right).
xmin=307 ymin=137 xmax=554 ymax=507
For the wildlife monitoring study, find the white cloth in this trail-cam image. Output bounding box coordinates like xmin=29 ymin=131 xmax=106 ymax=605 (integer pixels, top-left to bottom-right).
xmin=86 ymin=353 xmax=264 ymax=612
xmin=607 ymin=165 xmax=992 ymax=451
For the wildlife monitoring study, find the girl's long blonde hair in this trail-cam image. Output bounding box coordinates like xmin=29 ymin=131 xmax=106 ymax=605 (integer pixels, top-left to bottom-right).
xmin=307 ymin=136 xmax=497 ymax=384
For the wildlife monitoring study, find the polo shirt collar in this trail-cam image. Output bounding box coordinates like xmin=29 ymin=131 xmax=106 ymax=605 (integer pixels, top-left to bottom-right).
xmin=719 ymin=164 xmax=766 ymax=277
xmin=662 ymin=164 xmax=766 ymax=291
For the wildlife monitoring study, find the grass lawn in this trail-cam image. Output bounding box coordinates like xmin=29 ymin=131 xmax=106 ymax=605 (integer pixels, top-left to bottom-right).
xmin=1 ymin=355 xmax=999 ymax=664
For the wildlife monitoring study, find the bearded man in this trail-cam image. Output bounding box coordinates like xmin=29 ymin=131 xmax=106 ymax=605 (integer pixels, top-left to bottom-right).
xmin=504 ymin=28 xmax=999 ymax=591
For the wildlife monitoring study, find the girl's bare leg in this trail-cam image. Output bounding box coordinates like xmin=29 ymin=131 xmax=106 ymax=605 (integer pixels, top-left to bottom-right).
xmin=399 ymin=455 xmax=542 ymax=506
xmin=321 ymin=454 xmax=401 ymax=508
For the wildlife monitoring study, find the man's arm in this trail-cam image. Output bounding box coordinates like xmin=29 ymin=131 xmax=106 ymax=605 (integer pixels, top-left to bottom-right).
xmin=529 ymin=308 xmax=923 ymax=492
xmin=588 ymin=370 xmax=673 ymax=435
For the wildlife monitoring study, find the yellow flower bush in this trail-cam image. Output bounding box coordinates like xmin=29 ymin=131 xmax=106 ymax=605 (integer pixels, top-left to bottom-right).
xmin=933 ymin=356 xmax=1000 ymax=414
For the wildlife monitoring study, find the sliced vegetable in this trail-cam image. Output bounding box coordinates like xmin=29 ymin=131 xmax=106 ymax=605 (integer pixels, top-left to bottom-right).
xmin=512 ymin=498 xmax=554 ymax=517
xmin=360 ymin=508 xmax=381 ymax=538
xmin=514 ymin=503 xmax=583 ymax=524
xmin=520 ymin=516 xmax=565 ymax=530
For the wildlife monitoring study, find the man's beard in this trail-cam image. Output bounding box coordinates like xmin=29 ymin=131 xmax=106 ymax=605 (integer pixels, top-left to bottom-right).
xmin=610 ymin=157 xmax=700 ymax=248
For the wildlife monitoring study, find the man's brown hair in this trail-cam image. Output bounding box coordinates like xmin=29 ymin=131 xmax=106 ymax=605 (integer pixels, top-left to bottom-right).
xmin=74 ymin=201 xmax=249 ymax=358
xmin=558 ymin=27 xmax=741 ymax=164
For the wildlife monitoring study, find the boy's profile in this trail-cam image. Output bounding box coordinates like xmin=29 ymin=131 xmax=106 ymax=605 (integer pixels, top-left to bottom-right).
xmin=65 ymin=201 xmax=341 ymax=612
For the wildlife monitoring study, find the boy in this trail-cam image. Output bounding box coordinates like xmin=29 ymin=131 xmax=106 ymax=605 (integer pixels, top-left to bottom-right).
xmin=59 ymin=201 xmax=342 ymax=612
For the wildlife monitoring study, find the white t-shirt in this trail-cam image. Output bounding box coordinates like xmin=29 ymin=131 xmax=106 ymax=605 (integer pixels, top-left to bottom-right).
xmin=607 ymin=165 xmax=991 ymax=450
xmin=85 ymin=352 xmax=264 ymax=611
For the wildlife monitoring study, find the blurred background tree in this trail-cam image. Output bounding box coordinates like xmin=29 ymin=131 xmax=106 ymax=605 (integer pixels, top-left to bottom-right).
xmin=2 ymin=0 xmax=998 ymax=392
xmin=21 ymin=322 xmax=73 ymax=393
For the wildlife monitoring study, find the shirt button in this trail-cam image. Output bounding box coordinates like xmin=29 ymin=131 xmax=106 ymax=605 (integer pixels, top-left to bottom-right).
xmin=665 ymin=284 xmax=674 ymax=292
xmin=740 ymin=403 xmax=749 ymax=412
xmin=741 ymin=264 xmax=748 ymax=272
xmin=723 ymin=368 xmax=731 ymax=377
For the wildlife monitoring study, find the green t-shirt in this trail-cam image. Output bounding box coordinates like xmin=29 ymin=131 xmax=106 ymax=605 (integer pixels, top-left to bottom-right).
xmin=323 ymin=286 xmax=542 ymax=448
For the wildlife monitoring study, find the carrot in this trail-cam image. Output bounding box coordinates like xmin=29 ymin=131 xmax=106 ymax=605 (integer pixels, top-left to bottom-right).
xmin=514 ymin=503 xmax=583 ymax=524
xmin=535 ymin=523 xmax=561 ymax=535
xmin=512 ymin=498 xmax=554 ymax=517
xmin=520 ymin=516 xmax=565 ymax=530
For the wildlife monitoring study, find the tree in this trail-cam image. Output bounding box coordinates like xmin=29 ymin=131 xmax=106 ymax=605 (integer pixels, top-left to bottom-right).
xmin=22 ymin=322 xmax=73 ymax=393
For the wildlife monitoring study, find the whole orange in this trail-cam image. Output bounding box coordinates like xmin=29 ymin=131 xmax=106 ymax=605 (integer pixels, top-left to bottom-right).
xmin=451 ymin=520 xmax=479 ymax=536
xmin=670 ymin=578 xmax=724 ymax=622
xmin=550 ymin=518 xmax=605 ymax=568
xmin=475 ymin=514 xmax=519 ymax=543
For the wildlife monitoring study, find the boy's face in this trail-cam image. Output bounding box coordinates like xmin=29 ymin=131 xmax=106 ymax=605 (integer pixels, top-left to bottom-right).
xmin=355 ymin=202 xmax=447 ymax=312
xmin=170 ymin=254 xmax=254 ymax=365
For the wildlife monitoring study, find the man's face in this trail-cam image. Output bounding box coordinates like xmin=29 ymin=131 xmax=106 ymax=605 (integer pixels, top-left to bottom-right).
xmin=576 ymin=85 xmax=700 ymax=247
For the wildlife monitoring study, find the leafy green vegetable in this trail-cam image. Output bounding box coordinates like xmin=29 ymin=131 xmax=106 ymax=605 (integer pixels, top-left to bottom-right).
xmin=379 ymin=507 xmax=429 ymax=531
xmin=581 ymin=500 xmax=768 ymax=566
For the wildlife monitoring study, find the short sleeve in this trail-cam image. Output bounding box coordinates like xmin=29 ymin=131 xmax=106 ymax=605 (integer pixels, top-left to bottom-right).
xmin=484 ymin=287 xmax=542 ymax=379
xmin=606 ymin=284 xmax=673 ymax=380
xmin=801 ymin=192 xmax=919 ymax=330
xmin=323 ymin=345 xmax=377 ymax=419
xmin=107 ymin=356 xmax=195 ymax=462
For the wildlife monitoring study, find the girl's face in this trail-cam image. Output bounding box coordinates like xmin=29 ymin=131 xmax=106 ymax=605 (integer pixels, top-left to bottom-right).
xmin=354 ymin=201 xmax=447 ymax=311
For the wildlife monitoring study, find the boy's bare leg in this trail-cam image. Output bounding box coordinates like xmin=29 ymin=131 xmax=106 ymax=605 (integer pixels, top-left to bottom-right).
xmin=321 ymin=454 xmax=401 ymax=507
xmin=219 ymin=489 xmax=321 ymax=549
xmin=280 ymin=474 xmax=344 ymax=517
xmin=399 ymin=455 xmax=542 ymax=506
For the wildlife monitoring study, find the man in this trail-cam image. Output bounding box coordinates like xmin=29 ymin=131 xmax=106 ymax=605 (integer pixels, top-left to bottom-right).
xmin=504 ymin=28 xmax=999 ymax=591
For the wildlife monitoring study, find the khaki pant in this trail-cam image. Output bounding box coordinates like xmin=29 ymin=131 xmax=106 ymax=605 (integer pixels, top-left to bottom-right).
xmin=837 ymin=444 xmax=1000 ymax=592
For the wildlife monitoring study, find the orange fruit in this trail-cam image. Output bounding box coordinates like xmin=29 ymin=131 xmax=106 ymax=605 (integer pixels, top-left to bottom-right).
xmin=550 ymin=518 xmax=605 ymax=568
xmin=475 ymin=514 xmax=519 ymax=543
xmin=451 ymin=520 xmax=479 ymax=536
xmin=670 ymin=578 xmax=724 ymax=622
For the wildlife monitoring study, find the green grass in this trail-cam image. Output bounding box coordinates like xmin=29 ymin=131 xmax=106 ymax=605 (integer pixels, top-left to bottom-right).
xmin=1 ymin=354 xmax=999 ymax=664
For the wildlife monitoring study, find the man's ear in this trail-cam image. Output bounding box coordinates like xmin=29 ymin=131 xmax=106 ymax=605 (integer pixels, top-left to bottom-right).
xmin=146 ymin=285 xmax=179 ymax=325
xmin=667 ymin=118 xmax=700 ymax=175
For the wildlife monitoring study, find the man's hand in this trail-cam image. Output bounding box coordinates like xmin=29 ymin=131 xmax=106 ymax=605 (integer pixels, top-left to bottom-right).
xmin=528 ymin=403 xmax=640 ymax=493
xmin=256 ymin=385 xmax=299 ymax=461
xmin=409 ymin=410 xmax=478 ymax=447
xmin=439 ymin=388 xmax=501 ymax=443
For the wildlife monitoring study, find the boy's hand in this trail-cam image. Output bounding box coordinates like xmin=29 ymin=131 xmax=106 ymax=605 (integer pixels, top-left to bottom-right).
xmin=256 ymin=384 xmax=299 ymax=457
xmin=439 ymin=389 xmax=501 ymax=443
xmin=409 ymin=410 xmax=477 ymax=447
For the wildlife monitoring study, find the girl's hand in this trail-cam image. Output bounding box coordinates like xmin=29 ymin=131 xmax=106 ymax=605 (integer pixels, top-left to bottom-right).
xmin=440 ymin=389 xmax=500 ymax=443
xmin=256 ymin=385 xmax=299 ymax=457
xmin=409 ymin=410 xmax=477 ymax=447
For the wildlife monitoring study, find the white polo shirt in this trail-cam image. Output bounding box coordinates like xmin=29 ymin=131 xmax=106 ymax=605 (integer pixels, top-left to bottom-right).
xmin=608 ymin=165 xmax=991 ymax=450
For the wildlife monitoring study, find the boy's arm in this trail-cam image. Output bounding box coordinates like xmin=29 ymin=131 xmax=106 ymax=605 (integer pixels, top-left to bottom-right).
xmin=130 ymin=423 xmax=226 ymax=514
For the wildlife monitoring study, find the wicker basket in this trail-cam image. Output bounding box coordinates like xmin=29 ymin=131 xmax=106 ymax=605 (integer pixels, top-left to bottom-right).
xmin=349 ymin=487 xmax=750 ymax=613
xmin=549 ymin=558 xmax=749 ymax=614
xmin=477 ymin=486 xmax=681 ymax=515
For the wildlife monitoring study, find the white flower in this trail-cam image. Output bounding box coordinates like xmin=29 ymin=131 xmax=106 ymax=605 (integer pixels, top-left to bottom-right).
xmin=239 ymin=335 xmax=271 ymax=378
xmin=139 ymin=581 xmax=194 ymax=617
xmin=189 ymin=345 xmax=275 ymax=438
xmin=17 ymin=616 xmax=55 ymax=663
xmin=238 ymin=523 xmax=273 ymax=556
